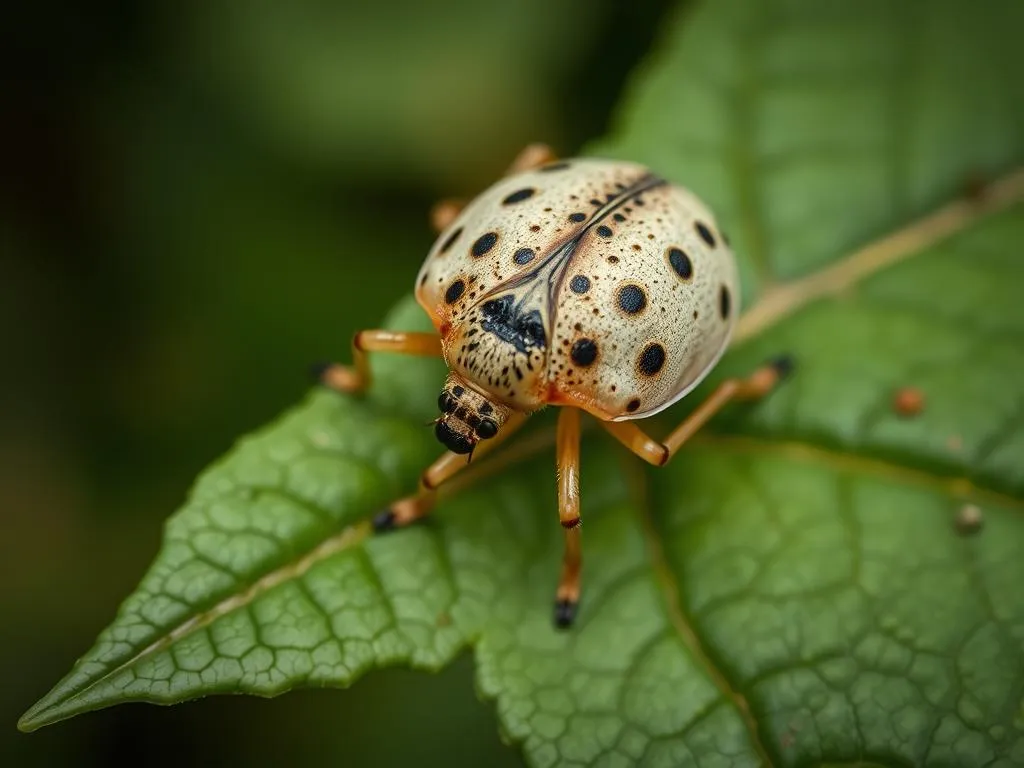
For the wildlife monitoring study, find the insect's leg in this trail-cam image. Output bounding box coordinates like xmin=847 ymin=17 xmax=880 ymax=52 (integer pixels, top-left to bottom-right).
xmin=373 ymin=411 xmax=529 ymax=531
xmin=313 ymin=331 xmax=442 ymax=394
xmin=505 ymin=143 xmax=558 ymax=175
xmin=430 ymin=199 xmax=466 ymax=233
xmin=599 ymin=356 xmax=794 ymax=466
xmin=553 ymin=407 xmax=582 ymax=628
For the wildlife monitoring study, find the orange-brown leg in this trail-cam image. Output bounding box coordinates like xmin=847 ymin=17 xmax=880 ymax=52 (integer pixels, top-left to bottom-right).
xmin=430 ymin=199 xmax=466 ymax=233
xmin=600 ymin=357 xmax=794 ymax=465
xmin=314 ymin=330 xmax=442 ymax=394
xmin=553 ymin=407 xmax=583 ymax=628
xmin=505 ymin=143 xmax=558 ymax=175
xmin=373 ymin=411 xmax=529 ymax=532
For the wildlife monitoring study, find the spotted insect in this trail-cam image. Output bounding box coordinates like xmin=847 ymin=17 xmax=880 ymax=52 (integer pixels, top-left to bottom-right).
xmin=316 ymin=144 xmax=792 ymax=628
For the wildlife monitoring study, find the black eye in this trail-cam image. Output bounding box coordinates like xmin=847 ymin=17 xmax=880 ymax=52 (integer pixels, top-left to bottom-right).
xmin=438 ymin=392 xmax=456 ymax=413
xmin=476 ymin=419 xmax=498 ymax=439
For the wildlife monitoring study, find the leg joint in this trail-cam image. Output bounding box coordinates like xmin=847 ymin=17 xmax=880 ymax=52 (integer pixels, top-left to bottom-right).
xmin=655 ymin=444 xmax=670 ymax=467
xmin=560 ymin=516 xmax=581 ymax=530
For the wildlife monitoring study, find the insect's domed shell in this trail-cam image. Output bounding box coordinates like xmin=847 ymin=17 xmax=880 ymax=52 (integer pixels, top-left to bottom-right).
xmin=414 ymin=157 xmax=739 ymax=420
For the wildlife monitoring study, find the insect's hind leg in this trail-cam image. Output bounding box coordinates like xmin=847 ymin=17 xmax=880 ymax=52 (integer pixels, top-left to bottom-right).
xmin=313 ymin=330 xmax=442 ymax=394
xmin=430 ymin=199 xmax=466 ymax=233
xmin=599 ymin=356 xmax=794 ymax=465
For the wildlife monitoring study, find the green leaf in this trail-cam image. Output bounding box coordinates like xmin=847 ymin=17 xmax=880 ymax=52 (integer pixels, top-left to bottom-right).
xmin=21 ymin=1 xmax=1024 ymax=767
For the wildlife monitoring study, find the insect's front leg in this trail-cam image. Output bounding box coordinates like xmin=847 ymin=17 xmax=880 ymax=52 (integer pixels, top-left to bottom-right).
xmin=373 ymin=411 xmax=529 ymax=531
xmin=313 ymin=330 xmax=443 ymax=394
xmin=553 ymin=407 xmax=582 ymax=628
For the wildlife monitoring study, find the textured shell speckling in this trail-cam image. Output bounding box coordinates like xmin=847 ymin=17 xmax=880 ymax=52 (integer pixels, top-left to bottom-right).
xmin=415 ymin=157 xmax=739 ymax=422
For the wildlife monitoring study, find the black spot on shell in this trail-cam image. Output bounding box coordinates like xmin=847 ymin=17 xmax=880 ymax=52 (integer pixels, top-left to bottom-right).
xmin=444 ymin=280 xmax=465 ymax=304
xmin=570 ymin=339 xmax=598 ymax=367
xmin=514 ymin=247 xmax=535 ymax=265
xmin=439 ymin=226 xmax=463 ymax=254
xmin=668 ymin=247 xmax=693 ymax=280
xmin=627 ymin=398 xmax=641 ymax=412
xmin=503 ymin=188 xmax=535 ymax=205
xmin=570 ymin=275 xmax=591 ymax=294
xmin=613 ymin=213 xmax=626 ymax=222
xmin=637 ymin=343 xmax=666 ymax=376
xmin=617 ymin=284 xmax=647 ymax=315
xmin=720 ymin=285 xmax=731 ymax=319
xmin=568 ymin=212 xmax=586 ymax=223
xmin=472 ymin=232 xmax=498 ymax=257
xmin=695 ymin=221 xmax=716 ymax=247
xmin=596 ymin=225 xmax=613 ymax=238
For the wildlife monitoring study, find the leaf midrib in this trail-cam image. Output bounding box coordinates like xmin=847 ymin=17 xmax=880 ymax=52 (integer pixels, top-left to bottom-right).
xmin=734 ymin=167 xmax=1024 ymax=344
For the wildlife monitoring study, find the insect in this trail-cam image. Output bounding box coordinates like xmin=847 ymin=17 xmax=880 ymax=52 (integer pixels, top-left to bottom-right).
xmin=316 ymin=144 xmax=792 ymax=628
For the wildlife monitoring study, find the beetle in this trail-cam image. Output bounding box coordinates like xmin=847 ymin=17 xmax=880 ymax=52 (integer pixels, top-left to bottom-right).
xmin=315 ymin=144 xmax=792 ymax=628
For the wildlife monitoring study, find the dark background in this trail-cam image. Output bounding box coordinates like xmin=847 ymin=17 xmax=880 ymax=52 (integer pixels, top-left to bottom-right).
xmin=2 ymin=1 xmax=676 ymax=765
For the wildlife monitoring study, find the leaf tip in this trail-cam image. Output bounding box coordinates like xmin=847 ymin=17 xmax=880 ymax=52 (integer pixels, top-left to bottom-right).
xmin=17 ymin=702 xmax=50 ymax=733
xmin=16 ymin=679 xmax=89 ymax=733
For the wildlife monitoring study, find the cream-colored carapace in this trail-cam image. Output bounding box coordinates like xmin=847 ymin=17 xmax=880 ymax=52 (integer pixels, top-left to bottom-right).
xmin=317 ymin=144 xmax=790 ymax=628
xmin=416 ymin=156 xmax=739 ymax=424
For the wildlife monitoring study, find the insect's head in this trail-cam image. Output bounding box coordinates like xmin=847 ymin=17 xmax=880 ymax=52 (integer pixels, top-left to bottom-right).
xmin=434 ymin=374 xmax=511 ymax=456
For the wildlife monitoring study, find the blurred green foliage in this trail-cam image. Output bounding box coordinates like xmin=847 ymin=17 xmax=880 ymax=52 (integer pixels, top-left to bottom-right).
xmin=2 ymin=1 xmax=669 ymax=765
xmin=7 ymin=0 xmax=1024 ymax=766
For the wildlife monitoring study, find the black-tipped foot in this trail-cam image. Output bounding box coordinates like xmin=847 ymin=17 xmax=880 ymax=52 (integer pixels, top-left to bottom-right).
xmin=767 ymin=354 xmax=796 ymax=380
xmin=372 ymin=509 xmax=396 ymax=532
xmin=309 ymin=361 xmax=333 ymax=382
xmin=553 ymin=599 xmax=578 ymax=629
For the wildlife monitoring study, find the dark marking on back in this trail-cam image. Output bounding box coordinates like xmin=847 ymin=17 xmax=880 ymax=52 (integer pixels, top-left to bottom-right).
xmin=514 ymin=247 xmax=536 ymax=265
xmin=472 ymin=232 xmax=499 ymax=257
xmin=696 ymin=221 xmax=716 ymax=247
xmin=503 ymin=188 xmax=535 ymax=205
xmin=618 ymin=284 xmax=647 ymax=315
xmin=480 ymin=295 xmax=547 ymax=353
xmin=637 ymin=343 xmax=666 ymax=376
xmin=439 ymin=226 xmax=463 ymax=254
xmin=668 ymin=247 xmax=692 ymax=280
xmin=571 ymin=339 xmax=598 ymax=367
xmin=445 ymin=280 xmax=465 ymax=304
